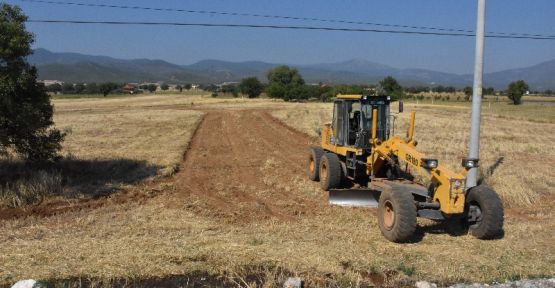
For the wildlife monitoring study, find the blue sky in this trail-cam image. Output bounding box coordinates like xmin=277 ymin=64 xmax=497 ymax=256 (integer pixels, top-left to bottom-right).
xmin=7 ymin=0 xmax=555 ymax=74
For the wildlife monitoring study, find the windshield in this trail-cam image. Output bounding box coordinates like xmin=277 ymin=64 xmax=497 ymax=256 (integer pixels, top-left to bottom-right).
xmin=360 ymin=99 xmax=390 ymax=140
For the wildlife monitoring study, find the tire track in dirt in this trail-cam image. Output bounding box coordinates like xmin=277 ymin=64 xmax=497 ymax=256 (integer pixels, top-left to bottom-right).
xmin=168 ymin=109 xmax=325 ymax=222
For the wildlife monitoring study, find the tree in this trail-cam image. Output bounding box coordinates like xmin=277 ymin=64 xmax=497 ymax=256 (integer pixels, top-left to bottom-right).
xmin=238 ymin=77 xmax=264 ymax=98
xmin=184 ymin=83 xmax=192 ymax=90
xmin=85 ymin=82 xmax=99 ymax=94
xmin=377 ymin=76 xmax=403 ymax=99
xmin=147 ymin=84 xmax=157 ymax=93
xmin=463 ymin=86 xmax=473 ymax=101
xmin=161 ymin=83 xmax=169 ymax=91
xmin=507 ymin=80 xmax=529 ymax=105
xmin=62 ymin=82 xmax=74 ymax=94
xmin=0 ymin=4 xmax=64 ymax=161
xmin=74 ymin=83 xmax=86 ymax=94
xmin=484 ymin=87 xmax=495 ymax=95
xmin=176 ymin=85 xmax=183 ymax=92
xmin=46 ymin=83 xmax=62 ymax=94
xmin=221 ymin=84 xmax=238 ymax=97
xmin=267 ymin=65 xmax=305 ymax=86
xmin=266 ymin=65 xmax=305 ymax=100
xmin=99 ymin=82 xmax=119 ymax=97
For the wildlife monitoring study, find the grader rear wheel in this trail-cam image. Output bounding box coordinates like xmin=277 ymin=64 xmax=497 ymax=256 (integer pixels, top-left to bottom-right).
xmin=378 ymin=189 xmax=417 ymax=243
xmin=308 ymin=147 xmax=324 ymax=181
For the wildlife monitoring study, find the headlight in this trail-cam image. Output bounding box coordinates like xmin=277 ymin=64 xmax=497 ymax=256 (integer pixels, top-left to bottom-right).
xmin=462 ymin=158 xmax=479 ymax=168
xmin=421 ymin=158 xmax=438 ymax=169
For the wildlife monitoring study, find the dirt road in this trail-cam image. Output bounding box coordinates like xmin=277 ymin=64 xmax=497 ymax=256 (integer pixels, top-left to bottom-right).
xmin=170 ymin=109 xmax=325 ymax=222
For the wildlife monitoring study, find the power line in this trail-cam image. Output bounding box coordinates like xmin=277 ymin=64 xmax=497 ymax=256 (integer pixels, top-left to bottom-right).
xmin=19 ymin=0 xmax=555 ymax=39
xmin=26 ymin=20 xmax=555 ymax=40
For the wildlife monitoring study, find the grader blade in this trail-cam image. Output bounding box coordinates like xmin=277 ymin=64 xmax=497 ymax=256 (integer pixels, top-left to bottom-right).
xmin=328 ymin=188 xmax=381 ymax=208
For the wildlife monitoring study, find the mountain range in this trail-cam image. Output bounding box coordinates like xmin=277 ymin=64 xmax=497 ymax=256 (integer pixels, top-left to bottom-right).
xmin=28 ymin=48 xmax=555 ymax=90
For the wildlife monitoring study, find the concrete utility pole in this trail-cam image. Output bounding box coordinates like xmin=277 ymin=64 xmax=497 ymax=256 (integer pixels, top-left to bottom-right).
xmin=466 ymin=0 xmax=486 ymax=189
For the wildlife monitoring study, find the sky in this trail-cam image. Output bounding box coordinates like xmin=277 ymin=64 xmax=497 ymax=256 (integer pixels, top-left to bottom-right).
xmin=6 ymin=0 xmax=555 ymax=74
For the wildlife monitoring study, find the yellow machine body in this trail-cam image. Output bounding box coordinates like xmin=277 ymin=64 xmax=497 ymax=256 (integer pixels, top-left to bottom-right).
xmin=320 ymin=94 xmax=468 ymax=215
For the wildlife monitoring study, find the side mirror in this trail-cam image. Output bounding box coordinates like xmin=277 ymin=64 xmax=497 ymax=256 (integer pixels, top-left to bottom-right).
xmin=398 ymin=100 xmax=404 ymax=113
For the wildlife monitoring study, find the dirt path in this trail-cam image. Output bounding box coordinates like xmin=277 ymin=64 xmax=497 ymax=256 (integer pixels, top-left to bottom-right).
xmin=0 ymin=109 xmax=324 ymax=221
xmin=168 ymin=109 xmax=323 ymax=222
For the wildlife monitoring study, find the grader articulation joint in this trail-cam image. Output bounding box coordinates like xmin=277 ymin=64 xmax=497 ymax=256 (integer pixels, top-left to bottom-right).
xmin=308 ymin=94 xmax=504 ymax=242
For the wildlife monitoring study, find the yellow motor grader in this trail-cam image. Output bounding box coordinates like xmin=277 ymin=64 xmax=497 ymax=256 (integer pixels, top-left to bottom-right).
xmin=308 ymin=94 xmax=503 ymax=242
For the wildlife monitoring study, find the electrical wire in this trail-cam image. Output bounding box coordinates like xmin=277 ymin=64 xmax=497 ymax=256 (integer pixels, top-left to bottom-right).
xmin=26 ymin=20 xmax=555 ymax=40
xmin=19 ymin=0 xmax=555 ymax=39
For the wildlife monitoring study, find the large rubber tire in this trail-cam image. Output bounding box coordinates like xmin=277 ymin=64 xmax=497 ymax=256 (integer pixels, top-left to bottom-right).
xmin=465 ymin=185 xmax=504 ymax=239
xmin=378 ymin=189 xmax=417 ymax=243
xmin=308 ymin=147 xmax=324 ymax=181
xmin=319 ymin=153 xmax=343 ymax=190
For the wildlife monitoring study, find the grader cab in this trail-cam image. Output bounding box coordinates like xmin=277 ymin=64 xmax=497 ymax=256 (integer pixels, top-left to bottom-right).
xmin=308 ymin=94 xmax=503 ymax=242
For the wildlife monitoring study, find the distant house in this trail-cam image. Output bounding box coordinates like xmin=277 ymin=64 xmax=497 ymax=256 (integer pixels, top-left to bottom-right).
xmin=122 ymin=83 xmax=139 ymax=94
xmin=39 ymin=80 xmax=64 ymax=86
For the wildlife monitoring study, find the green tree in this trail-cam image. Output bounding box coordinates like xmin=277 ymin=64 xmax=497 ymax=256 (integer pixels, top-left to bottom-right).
xmin=507 ymin=80 xmax=529 ymax=105
xmin=99 ymin=82 xmax=119 ymax=97
xmin=62 ymin=82 xmax=74 ymax=94
xmin=463 ymin=86 xmax=473 ymax=101
xmin=267 ymin=65 xmax=305 ymax=86
xmin=266 ymin=65 xmax=305 ymax=100
xmin=377 ymin=76 xmax=403 ymax=99
xmin=221 ymin=84 xmax=238 ymax=97
xmin=85 ymin=82 xmax=99 ymax=94
xmin=161 ymin=83 xmax=169 ymax=91
xmin=147 ymin=84 xmax=157 ymax=93
xmin=484 ymin=87 xmax=495 ymax=95
xmin=46 ymin=83 xmax=62 ymax=94
xmin=176 ymin=85 xmax=183 ymax=92
xmin=74 ymin=83 xmax=86 ymax=94
xmin=184 ymin=83 xmax=192 ymax=90
xmin=238 ymin=77 xmax=264 ymax=98
xmin=0 ymin=4 xmax=64 ymax=161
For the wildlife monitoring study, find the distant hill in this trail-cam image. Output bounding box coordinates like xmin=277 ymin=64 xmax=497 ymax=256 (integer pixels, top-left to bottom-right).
xmin=29 ymin=48 xmax=555 ymax=89
xmin=29 ymin=49 xmax=208 ymax=83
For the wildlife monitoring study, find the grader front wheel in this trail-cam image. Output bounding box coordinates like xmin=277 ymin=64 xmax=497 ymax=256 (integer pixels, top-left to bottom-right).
xmin=465 ymin=185 xmax=504 ymax=239
xmin=378 ymin=190 xmax=417 ymax=243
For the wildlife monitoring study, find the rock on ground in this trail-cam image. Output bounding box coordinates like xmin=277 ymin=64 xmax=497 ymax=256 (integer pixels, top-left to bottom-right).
xmin=11 ymin=279 xmax=36 ymax=288
xmin=415 ymin=278 xmax=555 ymax=288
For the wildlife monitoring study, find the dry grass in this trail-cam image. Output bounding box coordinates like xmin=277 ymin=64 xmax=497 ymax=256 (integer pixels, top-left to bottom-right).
xmin=272 ymin=101 xmax=555 ymax=207
xmin=0 ymin=95 xmax=554 ymax=287
xmin=0 ymin=99 xmax=203 ymax=208
xmin=54 ymin=108 xmax=203 ymax=176
xmin=1 ymin=185 xmax=553 ymax=286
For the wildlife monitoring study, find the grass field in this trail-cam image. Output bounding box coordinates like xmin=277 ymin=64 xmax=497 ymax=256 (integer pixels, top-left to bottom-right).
xmin=0 ymin=94 xmax=554 ymax=287
xmin=0 ymin=99 xmax=203 ymax=208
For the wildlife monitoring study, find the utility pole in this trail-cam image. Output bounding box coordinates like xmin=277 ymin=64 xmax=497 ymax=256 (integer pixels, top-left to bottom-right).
xmin=466 ymin=0 xmax=486 ymax=189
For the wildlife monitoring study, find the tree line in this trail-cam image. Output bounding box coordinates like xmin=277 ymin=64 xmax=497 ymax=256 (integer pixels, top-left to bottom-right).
xmin=218 ymin=65 xmax=537 ymax=105
xmin=45 ymin=82 xmax=195 ymax=96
